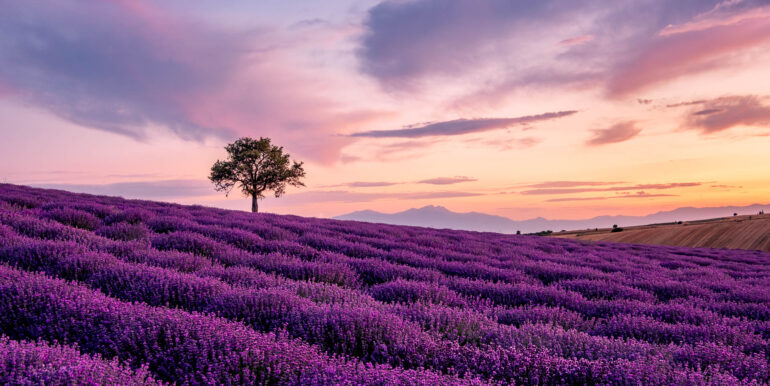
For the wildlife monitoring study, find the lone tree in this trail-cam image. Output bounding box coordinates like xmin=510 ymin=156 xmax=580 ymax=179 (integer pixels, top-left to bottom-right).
xmin=209 ymin=137 xmax=305 ymax=213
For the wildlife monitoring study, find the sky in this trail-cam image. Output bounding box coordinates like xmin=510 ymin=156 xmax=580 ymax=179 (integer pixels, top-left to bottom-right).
xmin=1 ymin=0 xmax=770 ymax=220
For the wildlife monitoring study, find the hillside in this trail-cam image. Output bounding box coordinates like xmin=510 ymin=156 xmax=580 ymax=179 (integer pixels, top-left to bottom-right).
xmin=555 ymin=213 xmax=770 ymax=251
xmin=335 ymin=205 xmax=521 ymax=233
xmin=335 ymin=204 xmax=770 ymax=234
xmin=1 ymin=183 xmax=770 ymax=384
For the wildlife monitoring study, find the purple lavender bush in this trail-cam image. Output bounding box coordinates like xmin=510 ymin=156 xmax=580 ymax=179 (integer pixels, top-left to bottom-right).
xmin=0 ymin=336 xmax=160 ymax=385
xmin=1 ymin=183 xmax=769 ymax=385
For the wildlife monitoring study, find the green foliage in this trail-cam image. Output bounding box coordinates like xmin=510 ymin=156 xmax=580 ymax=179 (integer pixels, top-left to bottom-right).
xmin=209 ymin=137 xmax=305 ymax=212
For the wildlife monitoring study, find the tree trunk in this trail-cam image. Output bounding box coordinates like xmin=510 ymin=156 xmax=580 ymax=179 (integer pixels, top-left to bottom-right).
xmin=251 ymin=194 xmax=258 ymax=213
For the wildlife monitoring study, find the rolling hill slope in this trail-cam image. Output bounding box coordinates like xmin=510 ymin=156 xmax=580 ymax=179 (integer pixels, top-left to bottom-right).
xmin=1 ymin=183 xmax=770 ymax=384
xmin=555 ymin=213 xmax=770 ymax=251
xmin=335 ymin=204 xmax=770 ymax=234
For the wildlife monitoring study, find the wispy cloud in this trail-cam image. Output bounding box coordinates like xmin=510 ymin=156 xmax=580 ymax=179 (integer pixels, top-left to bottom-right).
xmin=693 ymin=108 xmax=724 ymax=116
xmin=290 ymin=18 xmax=328 ymax=29
xmin=547 ymin=192 xmax=678 ymax=202
xmin=270 ymin=189 xmax=483 ymax=205
xmin=558 ymin=34 xmax=594 ymax=46
xmin=614 ymin=192 xmax=678 ymax=199
xmin=586 ymin=121 xmax=642 ymax=146
xmin=449 ymin=71 xmax=602 ymax=111
xmin=417 ymin=176 xmax=476 ymax=185
xmin=370 ymin=139 xmax=445 ymax=160
xmin=351 ymin=111 xmax=578 ymax=138
xmin=666 ymin=100 xmax=709 ymax=108
xmin=347 ymin=181 xmax=401 ymax=188
xmin=659 ymin=5 xmax=770 ymax=36
xmin=324 ymin=176 xmax=478 ymax=188
xmin=681 ymin=95 xmax=770 ymax=133
xmin=0 ymin=0 xmax=383 ymax=163
xmin=527 ymin=181 xmax=626 ymax=189
xmin=607 ymin=6 xmax=770 ymax=97
xmin=404 ymin=191 xmax=482 ymax=199
xmin=262 ymin=190 xmax=390 ymax=205
xmin=464 ymin=137 xmax=542 ymax=151
xmin=546 ymin=197 xmax=606 ymax=202
xmin=522 ymin=182 xmax=701 ymax=195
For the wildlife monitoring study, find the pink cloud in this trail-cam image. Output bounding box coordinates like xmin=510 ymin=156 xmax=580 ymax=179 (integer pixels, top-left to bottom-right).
xmin=666 ymin=100 xmax=709 ymax=108
xmin=464 ymin=137 xmax=542 ymax=151
xmin=347 ymin=181 xmax=401 ymax=188
xmin=523 ymin=182 xmax=700 ymax=195
xmin=547 ymin=192 xmax=677 ymax=202
xmin=528 ymin=181 xmax=625 ymax=189
xmin=0 ymin=0 xmax=386 ymax=164
xmin=558 ymin=34 xmax=594 ymax=46
xmin=608 ymin=7 xmax=770 ymax=98
xmin=546 ymin=197 xmax=607 ymax=202
xmin=267 ymin=189 xmax=483 ymax=205
xmin=682 ymin=95 xmax=770 ymax=134
xmin=586 ymin=121 xmax=642 ymax=146
xmin=417 ymin=176 xmax=476 ymax=185
xmin=370 ymin=139 xmax=444 ymax=161
xmin=352 ymin=111 xmax=578 ymax=138
xmin=449 ymin=70 xmax=602 ymax=110
xmin=660 ymin=6 xmax=770 ymax=36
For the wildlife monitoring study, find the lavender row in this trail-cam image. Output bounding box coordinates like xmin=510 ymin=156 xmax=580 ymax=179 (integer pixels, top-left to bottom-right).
xmin=0 ymin=264 xmax=468 ymax=385
xmin=0 ymin=336 xmax=160 ymax=385
xmin=3 ymin=229 xmax=767 ymax=383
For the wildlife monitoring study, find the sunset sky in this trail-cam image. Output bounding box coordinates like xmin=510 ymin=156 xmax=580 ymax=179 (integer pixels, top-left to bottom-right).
xmin=1 ymin=0 xmax=770 ymax=220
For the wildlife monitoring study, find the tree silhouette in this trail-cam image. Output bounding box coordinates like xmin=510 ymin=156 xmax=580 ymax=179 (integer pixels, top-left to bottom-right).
xmin=209 ymin=137 xmax=305 ymax=213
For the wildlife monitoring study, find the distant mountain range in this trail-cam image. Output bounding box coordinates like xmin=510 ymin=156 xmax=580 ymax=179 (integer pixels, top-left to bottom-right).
xmin=334 ymin=204 xmax=770 ymax=234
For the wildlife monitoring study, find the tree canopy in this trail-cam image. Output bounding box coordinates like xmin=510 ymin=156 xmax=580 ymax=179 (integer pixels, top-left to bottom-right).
xmin=209 ymin=137 xmax=305 ymax=213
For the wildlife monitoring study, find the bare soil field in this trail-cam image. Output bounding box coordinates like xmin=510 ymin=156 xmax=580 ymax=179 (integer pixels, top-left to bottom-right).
xmin=553 ymin=213 xmax=770 ymax=251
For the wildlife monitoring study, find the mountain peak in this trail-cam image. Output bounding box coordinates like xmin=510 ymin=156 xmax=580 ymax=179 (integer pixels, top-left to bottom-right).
xmin=414 ymin=205 xmax=450 ymax=212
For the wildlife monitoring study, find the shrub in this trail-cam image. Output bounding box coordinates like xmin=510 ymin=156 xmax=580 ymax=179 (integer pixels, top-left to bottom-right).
xmin=95 ymin=222 xmax=149 ymax=241
xmin=0 ymin=337 xmax=160 ymax=385
xmin=44 ymin=208 xmax=101 ymax=230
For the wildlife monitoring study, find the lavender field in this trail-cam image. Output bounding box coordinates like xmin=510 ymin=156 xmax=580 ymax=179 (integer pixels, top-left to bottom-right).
xmin=0 ymin=184 xmax=769 ymax=385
